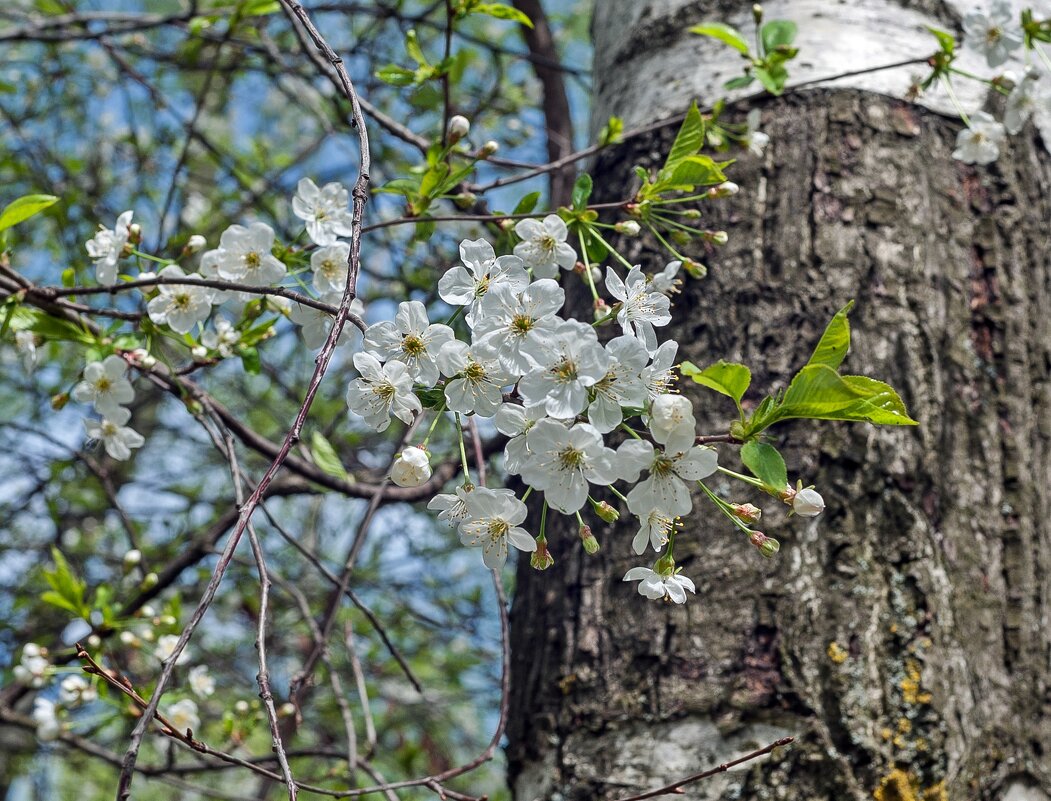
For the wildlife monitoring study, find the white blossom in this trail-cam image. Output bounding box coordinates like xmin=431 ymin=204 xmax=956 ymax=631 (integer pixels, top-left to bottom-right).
xmin=472 ymin=279 xmax=565 ymax=375
xmin=623 ymin=566 xmax=696 ymax=604
xmin=13 ymin=643 xmax=49 ymax=687
xmin=84 ymin=407 xmax=145 ymax=461
xmin=792 ymin=487 xmax=825 ymax=517
xmin=146 ymin=265 xmax=214 ymax=334
xmin=167 ymin=698 xmax=200 ymax=734
xmin=648 ymin=260 xmax=682 ymax=296
xmin=632 ymin=509 xmax=678 ymax=555
xmin=517 ymin=419 xmax=618 ymax=514
xmin=744 ymin=108 xmax=770 ymax=157
xmin=203 ymin=222 xmax=286 ymax=285
xmin=605 ymin=266 xmax=673 ymax=353
xmin=641 ymin=340 xmax=679 ymax=400
xmin=363 ymin=300 xmax=454 ymax=388
xmin=32 ymin=698 xmax=61 ymax=741
xmin=289 ymin=294 xmax=362 ymax=350
xmin=72 ymin=355 xmax=134 ymax=416
xmin=625 ymin=440 xmax=718 ymax=517
xmin=292 ymin=178 xmax=354 ymax=246
xmin=427 ymin=486 xmax=472 ymax=526
xmin=588 ymin=335 xmax=649 ymax=433
xmin=15 ymin=330 xmax=37 ymax=373
xmin=458 ymin=487 xmax=535 ymax=569
xmin=952 ymin=111 xmax=1006 ymax=165
xmin=648 ymin=394 xmax=696 ymax=455
xmin=200 ymin=318 xmax=241 ymax=357
xmin=391 ymin=446 xmax=432 ymax=487
xmin=346 ymin=352 xmax=422 ymax=432
xmin=59 ymin=675 xmax=97 ymax=707
xmin=1004 ymin=71 xmax=1044 ymax=134
xmin=188 ymin=665 xmax=215 ymax=698
xmin=436 ymin=340 xmax=512 ymax=417
xmin=310 ymin=241 xmax=350 ymax=295
xmin=86 ymin=210 xmax=133 ymax=286
xmin=512 ymin=214 xmax=577 ymax=278
xmin=517 ymin=320 xmax=609 ymax=419
xmin=493 ymin=402 xmax=546 ymax=474
xmin=155 ymin=634 xmax=190 ymax=665
xmin=438 ymin=239 xmax=529 ymax=324
xmin=963 ymin=1 xmax=1023 ymax=67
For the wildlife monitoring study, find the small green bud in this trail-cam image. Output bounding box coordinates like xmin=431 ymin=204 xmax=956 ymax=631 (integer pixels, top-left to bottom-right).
xmin=123 ymin=549 xmax=142 ymax=572
xmin=670 ymin=230 xmax=691 ymax=246
xmin=481 ymin=139 xmax=500 ymax=156
xmin=749 ymin=531 xmax=780 ymax=558
xmin=752 ymin=4 xmax=763 ymax=23
xmin=140 ymin=572 xmax=159 ymax=590
xmin=531 ymin=539 xmax=554 ymax=570
xmin=51 ymin=392 xmax=70 ymax=411
xmin=705 ymin=230 xmax=729 ymax=246
xmin=731 ymin=503 xmax=762 ymax=524
xmin=579 ymin=524 xmax=600 ymax=554
xmin=453 ymin=192 xmax=477 ymax=209
xmin=683 ymin=259 xmax=708 ymax=279
xmin=447 ymin=114 xmax=470 ymax=143
xmin=614 ymin=220 xmax=641 ymax=236
xmin=593 ymin=500 xmax=620 ymax=524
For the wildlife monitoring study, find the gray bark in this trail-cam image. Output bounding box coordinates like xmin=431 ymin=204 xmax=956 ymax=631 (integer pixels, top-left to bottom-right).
xmin=507 ymin=3 xmax=1051 ymax=800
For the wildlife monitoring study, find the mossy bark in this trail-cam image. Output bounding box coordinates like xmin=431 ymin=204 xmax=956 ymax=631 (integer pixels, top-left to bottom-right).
xmin=506 ymin=15 xmax=1051 ymax=801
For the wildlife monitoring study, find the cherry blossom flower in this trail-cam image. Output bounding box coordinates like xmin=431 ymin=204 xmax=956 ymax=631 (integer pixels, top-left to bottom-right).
xmin=155 ymin=634 xmax=191 ymax=665
xmin=363 ymin=300 xmax=454 ymax=388
xmin=605 ymin=266 xmax=672 ymax=353
xmin=167 ymin=698 xmax=200 ymax=734
xmin=189 ymin=665 xmax=215 ymax=698
xmin=201 ymin=318 xmax=241 ymax=357
xmin=791 ymin=487 xmax=825 ymax=517
xmin=1004 ymin=70 xmax=1044 ymax=134
xmin=952 ymin=111 xmax=1006 ymax=165
xmin=518 ymin=319 xmax=610 ymax=418
xmin=391 ymin=446 xmax=432 ymax=487
xmin=472 ymin=279 xmax=565 ymax=375
xmin=632 ymin=508 xmax=678 ymax=555
xmin=13 ymin=643 xmax=49 ymax=687
xmin=641 ymin=340 xmax=679 ymax=400
xmin=648 ymin=260 xmax=683 ymax=296
xmin=86 ymin=210 xmax=133 ymax=285
xmin=648 ymin=394 xmax=696 ymax=455
xmin=963 ymin=2 xmax=1022 ymax=67
xmin=427 ymin=486 xmax=473 ymax=526
xmin=438 ymin=238 xmax=528 ymax=324
xmin=32 ymin=698 xmax=61 ymax=741
xmin=517 ymin=419 xmax=618 ymax=513
xmin=59 ymin=675 xmax=97 ymax=707
xmin=625 ymin=441 xmax=718 ymax=517
xmin=513 ymin=214 xmax=577 ymax=278
xmin=346 ymin=352 xmax=421 ymax=432
xmin=204 ymin=222 xmax=286 ymax=284
xmin=458 ymin=487 xmax=535 ymax=568
xmin=493 ymin=402 xmax=547 ymax=473
xmin=84 ymin=407 xmax=145 ymax=461
xmin=310 ymin=241 xmax=350 ymax=295
xmin=72 ymin=355 xmax=134 ymax=416
xmin=146 ymin=265 xmax=214 ymax=334
xmin=588 ymin=335 xmax=649 ymax=433
xmin=744 ymin=108 xmax=770 ymax=157
xmin=436 ymin=340 xmax=513 ymax=417
xmin=292 ymin=177 xmax=354 ymax=246
xmin=623 ymin=565 xmax=696 ymax=604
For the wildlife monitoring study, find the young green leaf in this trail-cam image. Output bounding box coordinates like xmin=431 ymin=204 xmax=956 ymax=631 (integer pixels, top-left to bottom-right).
xmin=663 ymin=102 xmax=705 ymax=171
xmin=572 ymin=173 xmax=593 ymax=211
xmin=805 ymin=300 xmax=854 ymax=370
xmin=471 ymin=3 xmax=534 ymax=28
xmin=0 ymin=194 xmax=59 ymax=232
xmin=760 ymin=20 xmax=797 ymax=54
xmin=513 ymin=191 xmax=541 ymax=215
xmin=770 ymin=364 xmax=916 ymax=427
xmin=680 ymin=359 xmax=751 ymax=410
xmin=690 ymin=22 xmax=750 ymax=54
xmin=310 ymin=431 xmax=350 ymax=482
xmin=740 ymin=440 xmax=788 ymax=490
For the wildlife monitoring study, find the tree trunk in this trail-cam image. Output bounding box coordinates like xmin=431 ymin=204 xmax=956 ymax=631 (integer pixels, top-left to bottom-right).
xmin=507 ymin=2 xmax=1051 ymax=800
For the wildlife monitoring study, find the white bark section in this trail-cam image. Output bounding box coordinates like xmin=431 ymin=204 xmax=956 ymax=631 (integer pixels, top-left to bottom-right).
xmin=592 ymin=0 xmax=1051 ymax=142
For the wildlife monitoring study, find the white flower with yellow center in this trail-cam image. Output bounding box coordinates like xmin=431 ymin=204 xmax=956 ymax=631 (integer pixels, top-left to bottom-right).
xmin=472 ymin=279 xmax=565 ymax=375
xmin=204 ymin=222 xmax=286 ymax=284
xmin=624 ymin=440 xmax=718 ymax=517
xmin=363 ymin=300 xmax=454 ymax=388
xmin=605 ymin=266 xmax=672 ymax=354
xmin=292 ymin=177 xmax=354 ymax=246
xmin=73 ymin=354 xmax=134 ymax=416
xmin=458 ymin=487 xmax=534 ymax=569
xmin=86 ymin=210 xmax=133 ymax=285
xmin=146 ymin=264 xmax=214 ymax=334
xmin=84 ymin=407 xmax=145 ymax=461
xmin=436 ymin=340 xmax=512 ymax=417
xmin=438 ymin=238 xmax=529 ymax=325
xmin=518 ymin=419 xmax=618 ymax=514
xmin=166 ymin=698 xmax=200 ymax=735
xmin=345 ymin=352 xmax=421 ymax=432
xmin=310 ymin=241 xmax=350 ymax=295
xmin=513 ymin=214 xmax=577 ymax=279
xmin=623 ymin=565 xmax=695 ymax=604
xmin=517 ymin=319 xmax=609 ymax=419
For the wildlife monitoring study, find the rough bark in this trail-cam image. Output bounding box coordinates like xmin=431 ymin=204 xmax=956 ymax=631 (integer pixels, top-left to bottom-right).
xmin=507 ymin=8 xmax=1051 ymax=801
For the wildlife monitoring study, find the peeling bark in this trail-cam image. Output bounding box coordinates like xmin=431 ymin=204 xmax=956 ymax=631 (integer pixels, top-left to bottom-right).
xmin=507 ymin=9 xmax=1051 ymax=799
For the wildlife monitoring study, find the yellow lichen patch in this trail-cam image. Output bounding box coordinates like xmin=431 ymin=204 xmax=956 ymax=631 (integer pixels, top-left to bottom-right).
xmin=900 ymin=658 xmax=933 ymax=704
xmin=897 ymin=718 xmax=912 ymax=734
xmin=874 ymin=769 xmax=918 ymax=801
xmin=922 ymin=781 xmax=947 ymax=801
xmin=881 ymin=727 xmax=894 ymax=741
xmin=827 ymin=641 xmax=849 ymax=664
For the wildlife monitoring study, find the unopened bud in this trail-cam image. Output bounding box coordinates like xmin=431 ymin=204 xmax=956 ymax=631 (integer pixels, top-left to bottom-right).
xmin=119 ymin=631 xmax=141 ymax=648
xmin=709 ymin=181 xmax=739 ymax=198
xmin=752 ymin=4 xmax=763 ymax=23
xmin=278 ymin=703 xmax=296 ymax=718
xmin=127 ymin=223 xmax=143 ymax=246
xmin=682 ymin=209 xmax=702 ymax=219
xmin=530 ymin=539 xmax=554 ymax=570
xmin=447 ymin=115 xmax=470 ymax=143
xmin=183 ymin=234 xmax=206 ymax=255
xmin=391 ymin=446 xmax=432 ymax=488
xmin=234 ymin=700 xmax=250 ymax=714
xmin=123 ymin=549 xmax=142 ymax=571
xmin=749 ymin=531 xmax=780 ymax=558
xmin=191 ymin=345 xmax=207 ymax=360
xmin=86 ymin=634 xmax=102 ymax=649
xmin=625 ymin=203 xmax=643 ymax=218
xmin=499 ymin=218 xmax=515 ymax=232
xmin=481 ymin=140 xmax=500 ymax=156
xmin=731 ymin=503 xmax=762 ymax=524
xmin=453 ymin=192 xmax=477 ymax=209
xmin=130 ymin=348 xmax=156 ymax=368
xmin=791 ymin=487 xmax=825 ymax=517
xmin=705 ymin=230 xmax=729 ymax=246
xmin=159 ymin=615 xmax=177 ymax=627
xmin=594 ymin=500 xmax=620 ymax=524
xmin=579 ymin=524 xmax=600 ymax=554
xmin=614 ymin=220 xmax=641 ymax=236
xmin=141 ymin=572 xmax=159 ymax=590
xmin=683 ymin=259 xmax=707 ymax=279
xmin=51 ymin=392 xmax=70 ymax=411
xmin=670 ymin=230 xmax=691 ymax=246
xmin=593 ymin=298 xmax=610 ymax=322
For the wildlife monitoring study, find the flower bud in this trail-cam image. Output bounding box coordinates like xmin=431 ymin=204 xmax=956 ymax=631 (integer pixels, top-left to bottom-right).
xmin=447 ymin=115 xmax=470 ymax=143
xmin=625 ymin=203 xmax=643 ymax=218
xmin=183 ymin=234 xmax=206 ymax=256
xmin=119 ymin=631 xmax=141 ymax=648
xmin=792 ymin=487 xmax=825 ymax=517
xmin=682 ymin=208 xmax=702 ymax=219
xmin=705 ymin=230 xmax=729 ymax=246
xmin=614 ymin=220 xmax=641 ymax=236
xmin=593 ymin=500 xmax=620 ymax=524
xmin=453 ymin=192 xmax=477 ymax=209
xmin=749 ymin=531 xmax=780 ymax=558
xmin=51 ymin=392 xmax=70 ymax=411
xmin=234 ymin=700 xmax=250 ymax=714
xmin=579 ymin=524 xmax=600 ymax=554
xmin=731 ymin=503 xmax=762 ymax=524
xmin=191 ymin=345 xmax=207 ymax=360
xmin=86 ymin=634 xmax=102 ymax=649
xmin=390 ymin=446 xmax=432 ymax=488
xmin=593 ymin=298 xmax=610 ymax=322
xmin=670 ymin=230 xmax=691 ymax=246
xmin=141 ymin=572 xmax=159 ymax=590
xmin=498 ymin=217 xmax=515 ymax=232
xmin=130 ymin=348 xmax=157 ymax=368
xmin=123 ymin=549 xmax=142 ymax=571
xmin=530 ymin=539 xmax=554 ymax=570
xmin=278 ymin=702 xmax=296 ymax=718
xmin=127 ymin=223 xmax=143 ymax=246
xmin=683 ymin=259 xmax=707 ymax=279
xmin=481 ymin=140 xmax=500 ymax=156
xmin=709 ymin=181 xmax=739 ymax=198
xmin=752 ymin=4 xmax=763 ymax=22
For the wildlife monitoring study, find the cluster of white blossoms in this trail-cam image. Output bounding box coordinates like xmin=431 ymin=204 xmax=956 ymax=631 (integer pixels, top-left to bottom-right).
xmin=14 ymin=643 xmax=98 ymax=741
xmin=951 ymin=4 xmax=1051 ymax=165
xmin=344 ymin=222 xmax=738 ymax=602
xmin=74 ymin=354 xmax=145 ymax=461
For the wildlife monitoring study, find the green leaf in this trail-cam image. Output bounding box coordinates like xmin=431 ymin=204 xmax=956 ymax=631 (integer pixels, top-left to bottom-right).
xmin=241 ymin=0 xmax=279 ymax=15
xmin=42 ymin=547 xmax=88 ymax=619
xmin=571 ymin=173 xmax=593 ymax=211
xmin=689 ymin=22 xmax=750 ymax=54
xmin=657 ymin=154 xmax=728 ymax=191
xmin=805 ymin=300 xmax=854 ymax=370
xmin=680 ymin=359 xmax=751 ymax=409
xmin=420 ymin=163 xmax=451 ymax=198
xmin=310 ymin=431 xmax=350 ymax=482
xmin=376 ymin=64 xmax=416 ymax=87
xmin=753 ymin=65 xmax=785 ymax=95
xmin=724 ymin=74 xmax=756 ymax=91
xmin=740 ymin=440 xmax=788 ymax=490
xmin=405 ymin=30 xmax=428 ymax=67
xmin=375 ymin=177 xmax=420 ymax=197
xmin=599 ymin=116 xmax=623 ymax=146
xmin=239 ymin=346 xmax=260 ymax=374
xmin=926 ymin=25 xmax=956 ymax=56
xmin=512 ymin=191 xmax=541 ymax=215
xmin=773 ymin=364 xmax=916 ymax=426
xmin=0 ymin=194 xmax=59 ymax=232
xmin=471 ymin=3 xmax=534 ymax=28
xmin=760 ymin=20 xmax=797 ymax=53
xmin=663 ymin=102 xmax=705 ymax=171
xmin=40 ymin=591 xmax=84 ymax=617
